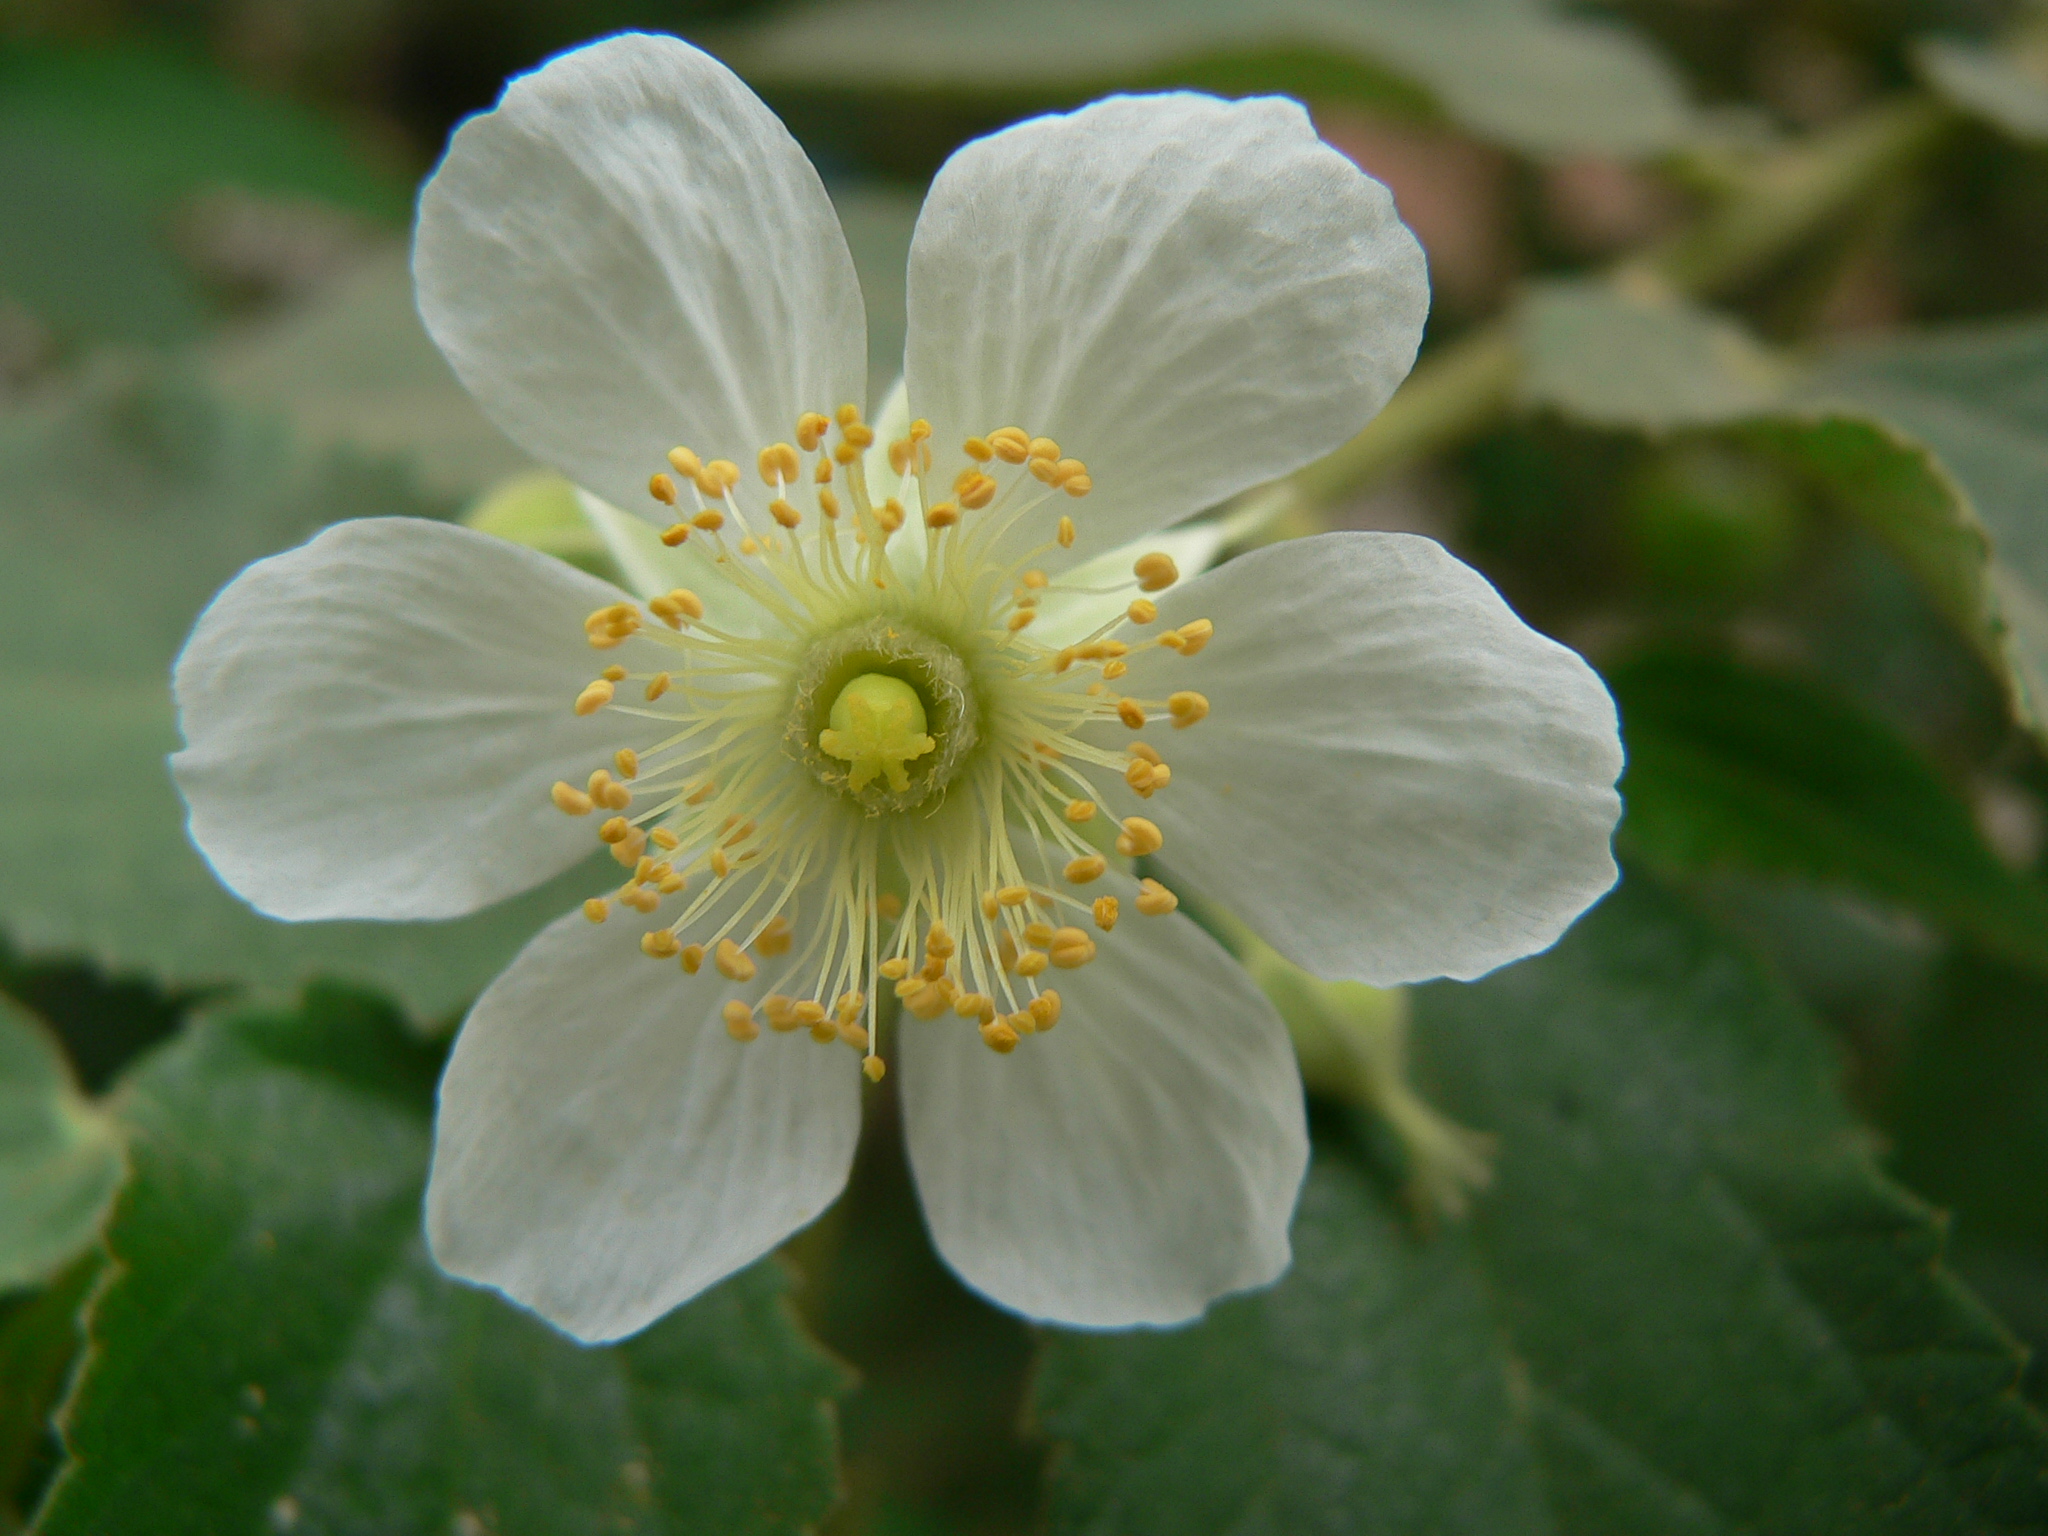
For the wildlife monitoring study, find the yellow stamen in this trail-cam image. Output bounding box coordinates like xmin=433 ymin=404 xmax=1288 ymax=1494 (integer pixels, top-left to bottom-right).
xmin=1093 ymin=896 xmax=1119 ymax=931
xmin=715 ymin=939 xmax=756 ymax=981
xmin=1136 ymin=878 xmax=1179 ymax=916
xmin=551 ymin=781 xmax=594 ymax=816
xmin=582 ymin=898 xmax=609 ymax=923
xmin=1116 ymin=816 xmax=1163 ymax=857
xmin=1063 ymin=854 xmax=1107 ymax=884
xmin=724 ymin=1000 xmax=760 ymax=1041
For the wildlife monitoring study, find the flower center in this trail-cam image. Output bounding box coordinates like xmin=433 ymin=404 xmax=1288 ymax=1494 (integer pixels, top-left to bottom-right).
xmin=547 ymin=400 xmax=1219 ymax=1082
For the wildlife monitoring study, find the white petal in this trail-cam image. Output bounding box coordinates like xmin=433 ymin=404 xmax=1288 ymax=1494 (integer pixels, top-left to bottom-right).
xmin=904 ymin=92 xmax=1427 ymax=568
xmin=428 ymin=905 xmax=860 ymax=1342
xmin=899 ymin=885 xmax=1307 ymax=1327
xmin=172 ymin=518 xmax=636 ymax=922
xmin=415 ymin=33 xmax=866 ymax=520
xmin=1134 ymin=533 xmax=1623 ymax=986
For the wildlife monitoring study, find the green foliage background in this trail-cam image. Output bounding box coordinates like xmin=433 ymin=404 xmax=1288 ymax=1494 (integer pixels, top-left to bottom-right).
xmin=9 ymin=0 xmax=2048 ymax=1530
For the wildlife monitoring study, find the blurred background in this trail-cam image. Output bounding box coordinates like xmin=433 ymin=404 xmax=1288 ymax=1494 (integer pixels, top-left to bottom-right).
xmin=9 ymin=1 xmax=2048 ymax=1533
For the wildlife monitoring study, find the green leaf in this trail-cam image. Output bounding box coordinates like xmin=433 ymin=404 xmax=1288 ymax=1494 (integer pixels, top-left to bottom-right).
xmin=33 ymin=987 xmax=847 ymax=1536
xmin=1517 ymin=279 xmax=1791 ymax=430
xmin=0 ymin=997 xmax=121 ymax=1292
xmin=0 ymin=361 xmax=600 ymax=1018
xmin=1914 ymin=37 xmax=2048 ymax=145
xmin=0 ymin=1254 xmax=99 ymax=1530
xmin=725 ymin=0 xmax=1699 ymax=160
xmin=1611 ymin=648 xmax=2048 ymax=971
xmin=1035 ymin=879 xmax=2048 ymax=1534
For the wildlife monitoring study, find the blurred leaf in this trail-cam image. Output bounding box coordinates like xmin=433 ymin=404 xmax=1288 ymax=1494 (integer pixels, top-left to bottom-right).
xmin=1611 ymin=648 xmax=2048 ymax=971
xmin=1518 ymin=279 xmax=1790 ymax=429
xmin=0 ymin=1254 xmax=98 ymax=1530
xmin=0 ymin=997 xmax=121 ymax=1292
xmin=1036 ymin=879 xmax=2048 ymax=1534
xmin=0 ymin=41 xmax=408 ymax=344
xmin=205 ymin=248 xmax=529 ymax=499
xmin=726 ymin=0 xmax=1699 ymax=160
xmin=0 ymin=360 xmax=601 ymax=1018
xmin=33 ymin=986 xmax=847 ymax=1536
xmin=1914 ymin=37 xmax=2048 ymax=144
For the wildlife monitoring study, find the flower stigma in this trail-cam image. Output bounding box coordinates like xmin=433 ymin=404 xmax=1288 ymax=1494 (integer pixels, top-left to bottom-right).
xmin=552 ymin=403 xmax=1212 ymax=1083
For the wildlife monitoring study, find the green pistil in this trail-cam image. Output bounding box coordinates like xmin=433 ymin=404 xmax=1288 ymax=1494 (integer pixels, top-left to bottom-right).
xmin=819 ymin=673 xmax=936 ymax=793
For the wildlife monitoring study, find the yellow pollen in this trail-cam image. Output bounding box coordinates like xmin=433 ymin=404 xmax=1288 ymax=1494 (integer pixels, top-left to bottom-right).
xmin=575 ymin=680 xmax=614 ymax=715
xmin=880 ymin=956 xmax=910 ymax=980
xmin=613 ymin=748 xmax=639 ymax=780
xmin=641 ymin=930 xmax=681 ymax=958
xmin=963 ymin=436 xmax=993 ymax=462
xmin=611 ymin=830 xmax=647 ymax=866
xmin=679 ymin=943 xmax=704 ymax=974
xmin=668 ymin=446 xmax=703 ymax=477
xmin=1136 ymin=878 xmax=1178 ymax=915
xmin=1064 ymin=799 xmax=1096 ymax=823
xmin=925 ymin=921 xmax=956 ymax=959
xmin=759 ymin=443 xmax=800 ymax=484
xmin=980 ymin=1019 xmax=1020 ymax=1054
xmin=649 ymin=472 xmax=677 ymax=505
xmin=710 ymin=848 xmax=730 ymax=878
xmin=724 ymin=1000 xmax=760 ymax=1041
xmin=863 ymin=1056 xmax=887 ymax=1083
xmin=703 ymin=459 xmax=742 ymax=494
xmin=1127 ymin=598 xmax=1158 ymax=624
xmin=1063 ymin=854 xmax=1107 ymax=884
xmin=646 ymin=673 xmax=671 ymax=701
xmin=1116 ymin=817 xmax=1164 ymax=857
xmin=764 ymin=996 xmax=801 ymax=1032
xmin=997 ymin=884 xmax=1030 ymax=906
xmin=1131 ymin=742 xmax=1163 ymax=765
xmin=1007 ymin=1008 xmax=1037 ymax=1036
xmin=1168 ymin=690 xmax=1210 ymax=728
xmin=619 ymin=885 xmax=659 ymax=913
xmin=1057 ymin=515 xmax=1076 ymax=548
xmin=1029 ymin=991 xmax=1063 ymax=1031
xmin=958 ymin=473 xmax=997 ymax=510
xmin=1049 ymin=927 xmax=1097 ymax=968
xmin=1014 ymin=951 xmax=1049 ymax=977
xmin=551 ymin=781 xmax=593 ymax=816
xmin=793 ymin=1000 xmax=828 ymax=1027
xmin=1175 ymin=618 xmax=1215 ymax=655
xmin=715 ymin=938 xmax=755 ymax=981
xmin=1116 ymin=698 xmax=1147 ymax=730
xmin=925 ymin=502 xmax=959 ymax=528
xmin=818 ymin=673 xmax=936 ymax=794
xmin=601 ymin=665 xmax=626 ymax=682
xmin=980 ymin=892 xmax=999 ymax=921
xmin=987 ymin=427 xmax=1030 ymax=463
xmin=756 ymin=914 xmax=794 ymax=957
xmin=840 ymin=1020 xmax=871 ymax=1050
xmin=661 ymin=523 xmax=691 ymax=546
xmin=1024 ymin=921 xmax=1055 ymax=946
xmin=1007 ymin=610 xmax=1035 ymax=632
xmin=1134 ymin=552 xmax=1179 ymax=592
xmin=598 ymin=816 xmax=631 ymax=844
xmin=769 ymin=498 xmax=802 ymax=529
xmin=1028 ymin=436 xmax=1059 ymax=462
xmin=1103 ymin=660 xmax=1128 ymax=680
xmin=1093 ymin=896 xmax=1119 ymax=931
xmin=692 ymin=508 xmax=725 ymax=532
xmin=818 ymin=487 xmax=842 ymax=519
xmin=582 ymin=898 xmax=609 ymax=923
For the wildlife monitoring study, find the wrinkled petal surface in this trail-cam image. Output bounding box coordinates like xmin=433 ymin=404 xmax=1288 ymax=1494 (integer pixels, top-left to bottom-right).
xmin=416 ymin=33 xmax=867 ymax=518
xmin=173 ymin=518 xmax=631 ymax=922
xmin=428 ymin=904 xmax=861 ymax=1343
xmin=1133 ymin=532 xmax=1623 ymax=986
xmin=905 ymin=92 xmax=1426 ymax=568
xmin=900 ymin=883 xmax=1307 ymax=1327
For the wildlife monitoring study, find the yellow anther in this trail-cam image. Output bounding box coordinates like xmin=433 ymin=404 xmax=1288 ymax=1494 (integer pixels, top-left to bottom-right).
xmin=987 ymin=427 xmax=1031 ymax=463
xmin=1028 ymin=991 xmax=1062 ymax=1031
xmin=582 ymin=898 xmax=609 ymax=923
xmin=588 ymin=767 xmax=615 ymax=797
xmin=878 ymin=893 xmax=903 ymax=920
xmin=840 ymin=1020 xmax=871 ymax=1050
xmin=710 ymin=848 xmax=730 ymax=878
xmin=880 ymin=956 xmax=910 ymax=980
xmin=613 ymin=748 xmax=639 ymax=780
xmin=601 ymin=665 xmax=626 ymax=682
xmin=1116 ymin=698 xmax=1147 ymax=730
xmin=908 ymin=418 xmax=931 ymax=442
xmin=739 ymin=535 xmax=761 ymax=556
xmin=658 ymin=874 xmax=687 ymax=895
xmin=817 ymin=487 xmax=842 ymax=519
xmin=1023 ymin=920 xmax=1055 ymax=947
xmin=641 ymin=930 xmax=681 ymax=959
xmin=598 ymin=779 xmax=632 ymax=810
xmin=679 ymin=943 xmax=704 ymax=974
xmin=980 ymin=1019 xmax=1020 ymax=1054
xmin=1130 ymin=742 xmax=1163 ymax=765
xmin=997 ymin=930 xmax=1019 ymax=972
xmin=668 ymin=446 xmax=703 ymax=478
xmin=723 ymin=1000 xmax=760 ymax=1041
xmin=769 ymin=498 xmax=802 ymax=529
xmin=863 ymin=1055 xmax=887 ymax=1082
xmin=714 ymin=939 xmax=755 ymax=981
xmin=611 ymin=829 xmax=647 ymax=866
xmin=832 ymin=441 xmax=861 ymax=465
xmin=1136 ymin=878 xmax=1179 ymax=915
xmin=633 ymin=856 xmax=657 ymax=883
xmin=1064 ymin=854 xmax=1107 ymax=884
xmin=905 ymin=983 xmax=954 ymax=1020
xmin=1057 ymin=515 xmax=1076 ymax=548
xmin=756 ymin=915 xmax=794 ymax=958
xmin=551 ymin=781 xmax=594 ymax=816
xmin=1004 ymin=1007 xmax=1035 ymax=1037
xmin=894 ymin=975 xmax=925 ymax=1000
xmin=1103 ymin=659 xmax=1128 ymax=680
xmin=876 ymin=498 xmax=905 ymax=533
xmin=1051 ymin=457 xmax=1087 ymax=487
xmin=1134 ymin=552 xmax=1179 ymax=592
xmin=759 ymin=443 xmax=800 ymax=485
xmin=887 ymin=439 xmax=912 ymax=476
xmin=686 ymin=779 xmax=717 ymax=805
xmin=1093 ymin=896 xmax=1120 ymax=931
xmin=646 ymin=673 xmax=671 ymax=701
xmin=1063 ymin=800 xmax=1097 ymax=824
xmin=954 ymin=992 xmax=993 ymax=1020
xmin=996 ymin=884 xmax=1031 ymax=907
xmin=764 ymin=996 xmax=800 ymax=1032
xmin=819 ymin=673 xmax=935 ymax=794
xmin=1028 ymin=456 xmax=1060 ymax=485
xmin=814 ymin=454 xmax=835 ymax=484
xmin=1158 ymin=628 xmax=1186 ymax=651
xmin=598 ymin=816 xmax=631 ymax=844
xmin=963 ymin=436 xmax=994 ymax=462
xmin=1053 ymin=649 xmax=1076 ymax=674
xmin=660 ymin=523 xmax=691 ymax=547
xmin=1168 ymin=690 xmax=1210 ymax=728
xmin=925 ymin=502 xmax=959 ymax=528
xmin=702 ymin=459 xmax=741 ymax=494
xmin=649 ymin=472 xmax=678 ymax=506
xmin=1014 ymin=950 xmax=1049 ymax=977
xmin=1116 ymin=816 xmax=1164 ymax=857
xmin=958 ymin=473 xmax=997 ymax=510
xmin=1176 ymin=619 xmax=1215 ymax=656
xmin=980 ymin=891 xmax=999 ymax=920
xmin=651 ymin=828 xmax=680 ymax=851
xmin=692 ymin=508 xmax=725 ymax=532
xmin=793 ymin=1000 xmax=828 ymax=1027
xmin=1063 ymin=473 xmax=1092 ymax=498
xmin=618 ymin=885 xmax=660 ymax=913
xmin=1127 ymin=598 xmax=1158 ymax=624
xmin=795 ymin=411 xmax=831 ymax=450
xmin=575 ymin=680 xmax=614 ymax=716
xmin=842 ymin=423 xmax=875 ymax=449
xmin=1027 ymin=436 xmax=1059 ymax=462
xmin=1007 ymin=609 xmax=1035 ymax=632
xmin=925 ymin=921 xmax=955 ymax=959
xmin=1049 ymin=927 xmax=1097 ymax=968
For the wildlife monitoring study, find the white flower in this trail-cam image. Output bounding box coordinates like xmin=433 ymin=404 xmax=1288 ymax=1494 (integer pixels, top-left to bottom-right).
xmin=169 ymin=33 xmax=1623 ymax=1343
